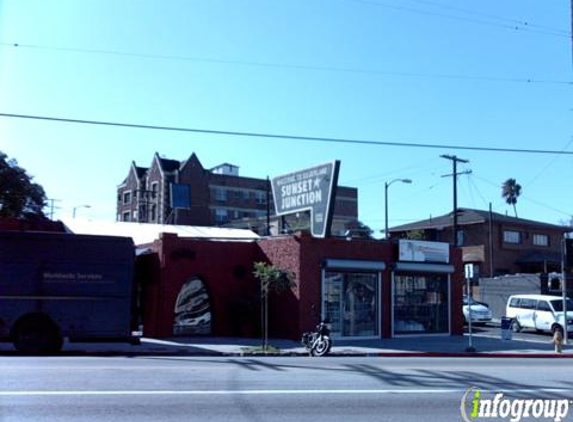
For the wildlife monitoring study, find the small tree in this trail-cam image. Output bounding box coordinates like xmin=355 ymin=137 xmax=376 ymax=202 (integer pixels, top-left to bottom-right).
xmin=253 ymin=262 xmax=295 ymax=353
xmin=406 ymin=229 xmax=426 ymax=240
xmin=344 ymin=220 xmax=373 ymax=239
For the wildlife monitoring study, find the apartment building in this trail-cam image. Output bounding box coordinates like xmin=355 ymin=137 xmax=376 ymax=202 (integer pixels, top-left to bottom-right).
xmin=117 ymin=153 xmax=358 ymax=234
xmin=389 ymin=208 xmax=572 ymax=276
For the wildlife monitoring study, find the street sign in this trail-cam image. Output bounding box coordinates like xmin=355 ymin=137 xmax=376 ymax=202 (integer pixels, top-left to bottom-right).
xmin=464 ymin=263 xmax=474 ymax=279
xmin=271 ymin=161 xmax=340 ymax=238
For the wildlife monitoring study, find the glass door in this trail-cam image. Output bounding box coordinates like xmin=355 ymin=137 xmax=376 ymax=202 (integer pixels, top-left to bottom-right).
xmin=323 ymin=271 xmax=379 ymax=338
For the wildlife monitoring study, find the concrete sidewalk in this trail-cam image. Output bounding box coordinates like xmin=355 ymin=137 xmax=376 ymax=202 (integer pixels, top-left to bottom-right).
xmin=45 ymin=334 xmax=573 ymax=357
xmin=1 ymin=333 xmax=571 ymax=357
xmin=135 ymin=334 xmax=572 ymax=357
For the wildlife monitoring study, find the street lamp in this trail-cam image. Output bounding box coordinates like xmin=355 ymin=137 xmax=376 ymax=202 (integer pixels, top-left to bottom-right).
xmin=72 ymin=204 xmax=91 ymax=218
xmin=384 ymin=179 xmax=412 ymax=240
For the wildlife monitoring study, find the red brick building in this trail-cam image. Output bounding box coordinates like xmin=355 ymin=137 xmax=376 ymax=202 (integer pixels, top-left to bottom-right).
xmin=139 ymin=233 xmax=463 ymax=340
xmin=117 ymin=153 xmax=358 ymax=236
xmin=389 ymin=208 xmax=571 ymax=276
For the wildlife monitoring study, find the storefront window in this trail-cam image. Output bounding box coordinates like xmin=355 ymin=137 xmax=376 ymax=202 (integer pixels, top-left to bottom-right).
xmin=324 ymin=271 xmax=379 ymax=338
xmin=393 ymin=274 xmax=449 ymax=335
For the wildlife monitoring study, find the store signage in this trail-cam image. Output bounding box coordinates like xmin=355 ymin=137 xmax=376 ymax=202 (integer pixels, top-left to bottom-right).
xmin=399 ymin=240 xmax=449 ymax=263
xmin=271 ymin=161 xmax=340 ymax=238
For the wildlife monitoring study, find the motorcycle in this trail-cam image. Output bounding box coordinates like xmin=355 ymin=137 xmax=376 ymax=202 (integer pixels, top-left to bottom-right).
xmin=301 ymin=321 xmax=333 ymax=357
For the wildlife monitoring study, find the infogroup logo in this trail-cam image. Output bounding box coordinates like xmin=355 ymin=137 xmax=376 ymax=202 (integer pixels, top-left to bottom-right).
xmin=460 ymin=387 xmax=571 ymax=422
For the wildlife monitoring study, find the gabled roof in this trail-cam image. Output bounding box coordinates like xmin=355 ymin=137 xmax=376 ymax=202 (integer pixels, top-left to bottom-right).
xmin=180 ymin=153 xmax=204 ymax=173
xmin=150 ymin=153 xmax=181 ymax=175
xmin=119 ymin=161 xmax=148 ymax=187
xmin=134 ymin=165 xmax=147 ymax=179
xmin=390 ymin=208 xmax=571 ymax=233
xmin=159 ymin=158 xmax=181 ymax=172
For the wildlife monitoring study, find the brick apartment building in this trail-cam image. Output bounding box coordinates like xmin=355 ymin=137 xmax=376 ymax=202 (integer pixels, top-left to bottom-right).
xmin=117 ymin=153 xmax=358 ymax=235
xmin=389 ymin=208 xmax=572 ymax=276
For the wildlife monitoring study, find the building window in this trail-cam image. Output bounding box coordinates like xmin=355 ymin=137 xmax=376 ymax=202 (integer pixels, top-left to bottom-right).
xmin=150 ymin=205 xmax=157 ymax=222
xmin=457 ymin=230 xmax=465 ymax=246
xmin=151 ymin=182 xmax=159 ymax=200
xmin=122 ymin=211 xmax=131 ymax=222
xmin=323 ymin=271 xmax=379 ymax=338
xmin=215 ymin=209 xmax=228 ymax=223
xmin=393 ymin=274 xmax=449 ymax=335
xmin=503 ymin=230 xmax=522 ymax=244
xmin=256 ymin=191 xmax=267 ymax=205
xmin=533 ymin=234 xmax=549 ymax=247
xmin=213 ymin=187 xmax=228 ymax=202
xmin=123 ymin=191 xmax=132 ymax=205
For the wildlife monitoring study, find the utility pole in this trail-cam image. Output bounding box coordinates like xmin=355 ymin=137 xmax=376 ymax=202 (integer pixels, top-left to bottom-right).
xmin=561 ymin=236 xmax=569 ymax=345
xmin=47 ymin=198 xmax=62 ymax=220
xmin=266 ymin=176 xmax=271 ymax=236
xmin=440 ymin=155 xmax=471 ymax=246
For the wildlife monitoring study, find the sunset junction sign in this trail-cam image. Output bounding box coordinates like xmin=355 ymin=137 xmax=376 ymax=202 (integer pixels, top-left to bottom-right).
xmin=271 ymin=161 xmax=340 ymax=238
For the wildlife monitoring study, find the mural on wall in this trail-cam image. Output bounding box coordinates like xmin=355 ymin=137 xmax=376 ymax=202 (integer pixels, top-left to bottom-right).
xmin=173 ymin=277 xmax=211 ymax=335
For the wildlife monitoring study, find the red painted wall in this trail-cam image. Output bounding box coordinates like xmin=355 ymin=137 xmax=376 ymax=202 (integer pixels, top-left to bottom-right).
xmin=141 ymin=233 xmax=260 ymax=338
xmin=140 ymin=233 xmax=464 ymax=339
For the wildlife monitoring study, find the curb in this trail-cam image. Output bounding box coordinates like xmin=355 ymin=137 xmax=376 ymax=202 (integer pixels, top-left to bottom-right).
xmin=1 ymin=349 xmax=572 ymax=358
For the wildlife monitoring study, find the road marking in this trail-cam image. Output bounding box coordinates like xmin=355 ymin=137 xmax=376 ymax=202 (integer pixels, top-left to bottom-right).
xmin=0 ymin=388 xmax=570 ymax=396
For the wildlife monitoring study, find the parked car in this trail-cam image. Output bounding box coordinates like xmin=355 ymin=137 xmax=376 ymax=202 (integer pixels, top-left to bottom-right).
xmin=463 ymin=296 xmax=492 ymax=325
xmin=506 ymin=294 xmax=573 ymax=335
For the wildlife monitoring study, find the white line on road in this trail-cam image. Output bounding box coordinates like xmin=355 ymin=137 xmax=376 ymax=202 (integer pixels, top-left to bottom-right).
xmin=0 ymin=388 xmax=570 ymax=396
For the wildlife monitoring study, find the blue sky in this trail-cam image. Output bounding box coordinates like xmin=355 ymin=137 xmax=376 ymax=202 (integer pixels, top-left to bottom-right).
xmin=1 ymin=0 xmax=571 ymax=235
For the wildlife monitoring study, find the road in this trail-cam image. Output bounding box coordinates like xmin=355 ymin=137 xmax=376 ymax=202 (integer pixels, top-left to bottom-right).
xmin=1 ymin=356 xmax=572 ymax=422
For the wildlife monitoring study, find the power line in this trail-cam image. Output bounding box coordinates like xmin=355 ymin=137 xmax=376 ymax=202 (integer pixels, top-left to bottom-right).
xmin=338 ymin=0 xmax=572 ymax=39
xmin=2 ymin=112 xmax=573 ymax=156
xmin=471 ymin=174 xmax=572 ymax=217
xmin=404 ymin=0 xmax=571 ymax=37
xmin=1 ymin=42 xmax=571 ymax=86
xmin=524 ymin=136 xmax=573 ymax=187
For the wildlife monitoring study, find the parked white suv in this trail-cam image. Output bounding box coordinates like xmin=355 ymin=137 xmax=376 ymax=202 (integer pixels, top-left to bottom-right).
xmin=506 ymin=294 xmax=573 ymax=335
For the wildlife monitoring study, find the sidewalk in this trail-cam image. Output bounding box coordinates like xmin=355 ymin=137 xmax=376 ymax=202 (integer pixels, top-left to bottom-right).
xmin=34 ymin=334 xmax=573 ymax=357
xmin=1 ymin=333 xmax=571 ymax=357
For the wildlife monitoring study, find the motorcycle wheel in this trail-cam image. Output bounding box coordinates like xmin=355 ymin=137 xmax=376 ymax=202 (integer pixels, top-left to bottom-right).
xmin=311 ymin=337 xmax=332 ymax=357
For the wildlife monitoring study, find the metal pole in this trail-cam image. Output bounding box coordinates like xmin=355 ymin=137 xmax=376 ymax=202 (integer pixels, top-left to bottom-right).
xmin=467 ymin=274 xmax=473 ymax=349
xmin=384 ymin=179 xmax=412 ymax=240
xmin=440 ymin=155 xmax=469 ymax=246
xmin=562 ymin=236 xmax=569 ymax=344
xmin=453 ymin=158 xmax=458 ymax=246
xmin=266 ymin=176 xmax=271 ymax=236
xmin=384 ymin=182 xmax=389 ymax=240
xmin=264 ymin=285 xmax=269 ymax=353
xmin=488 ymin=203 xmax=494 ymax=277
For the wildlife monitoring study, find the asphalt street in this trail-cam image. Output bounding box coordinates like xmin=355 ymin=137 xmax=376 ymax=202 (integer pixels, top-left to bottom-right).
xmin=1 ymin=356 xmax=572 ymax=422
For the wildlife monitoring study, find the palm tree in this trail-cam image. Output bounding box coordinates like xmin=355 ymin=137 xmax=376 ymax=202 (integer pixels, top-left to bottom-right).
xmin=502 ymin=178 xmax=522 ymax=218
